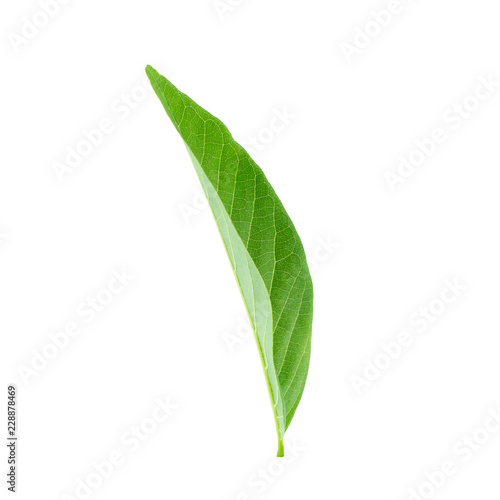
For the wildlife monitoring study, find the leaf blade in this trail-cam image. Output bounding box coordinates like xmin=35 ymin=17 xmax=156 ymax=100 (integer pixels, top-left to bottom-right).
xmin=146 ymin=65 xmax=313 ymax=456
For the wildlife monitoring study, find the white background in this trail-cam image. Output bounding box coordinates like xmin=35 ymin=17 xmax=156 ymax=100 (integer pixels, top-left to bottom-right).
xmin=2 ymin=0 xmax=500 ymax=499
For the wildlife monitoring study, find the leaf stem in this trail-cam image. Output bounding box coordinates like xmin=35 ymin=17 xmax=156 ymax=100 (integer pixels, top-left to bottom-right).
xmin=277 ymin=438 xmax=284 ymax=458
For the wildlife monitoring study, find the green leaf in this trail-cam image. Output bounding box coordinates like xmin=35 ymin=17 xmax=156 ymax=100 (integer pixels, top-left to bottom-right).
xmin=146 ymin=65 xmax=313 ymax=457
